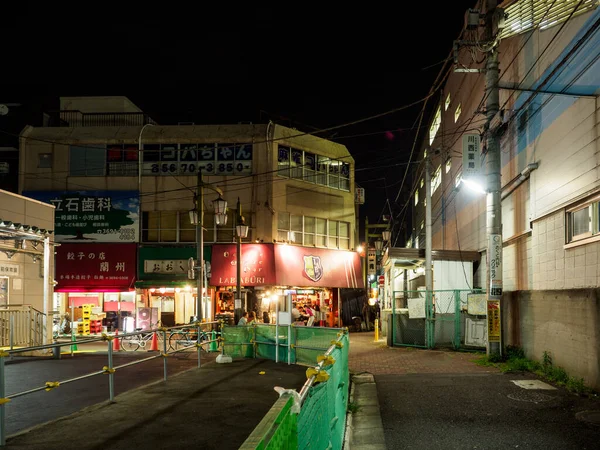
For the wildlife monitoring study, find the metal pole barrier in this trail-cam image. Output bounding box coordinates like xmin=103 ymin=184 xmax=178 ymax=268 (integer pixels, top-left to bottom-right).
xmin=287 ymin=324 xmax=291 ymax=365
xmin=374 ymin=318 xmax=379 ymax=342
xmin=70 ymin=302 xmax=75 ymax=357
xmin=197 ymin=322 xmax=202 ymax=368
xmin=0 ymin=351 xmax=7 ymax=446
xmin=107 ymin=338 xmax=115 ymax=402
xmin=9 ymin=316 xmax=13 ymax=351
xmin=275 ymin=301 xmax=279 ymax=363
xmin=162 ymin=329 xmax=168 ymax=381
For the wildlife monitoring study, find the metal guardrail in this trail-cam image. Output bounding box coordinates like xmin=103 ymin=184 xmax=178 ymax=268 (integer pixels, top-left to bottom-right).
xmin=0 ymin=321 xmax=220 ymax=447
xmin=0 ymin=306 xmax=46 ymax=348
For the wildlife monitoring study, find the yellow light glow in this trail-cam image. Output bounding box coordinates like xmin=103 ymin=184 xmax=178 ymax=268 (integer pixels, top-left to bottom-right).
xmin=357 ymin=245 xmax=364 ymax=253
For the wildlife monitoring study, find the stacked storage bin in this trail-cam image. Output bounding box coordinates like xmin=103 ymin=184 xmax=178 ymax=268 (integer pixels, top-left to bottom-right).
xmin=77 ymin=304 xmax=93 ymax=336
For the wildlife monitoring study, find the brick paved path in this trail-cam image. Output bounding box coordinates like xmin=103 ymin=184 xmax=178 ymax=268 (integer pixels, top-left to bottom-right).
xmin=348 ymin=331 xmax=499 ymax=375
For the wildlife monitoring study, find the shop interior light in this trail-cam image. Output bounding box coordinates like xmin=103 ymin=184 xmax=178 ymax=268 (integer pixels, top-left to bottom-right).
xmin=159 ymin=287 xmax=166 ymax=294
xmin=184 ymin=285 xmax=191 ymax=292
xmin=382 ymin=230 xmax=391 ymax=242
xmin=175 ymin=287 xmax=181 ymax=293
xmin=150 ymin=288 xmax=156 ymax=293
xmin=357 ymin=245 xmax=364 ymax=253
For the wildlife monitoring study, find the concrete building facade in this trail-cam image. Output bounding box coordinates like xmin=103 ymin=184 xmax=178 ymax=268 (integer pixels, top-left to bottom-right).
xmin=401 ymin=0 xmax=600 ymax=388
xmin=19 ymin=97 xmax=359 ymax=329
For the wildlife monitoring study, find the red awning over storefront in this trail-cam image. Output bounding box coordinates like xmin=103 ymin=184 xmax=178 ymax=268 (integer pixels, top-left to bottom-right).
xmin=210 ymin=243 xmax=363 ymax=289
xmin=211 ymin=243 xmax=276 ymax=286
xmin=274 ymin=245 xmax=363 ymax=288
xmin=55 ymin=243 xmax=137 ymax=292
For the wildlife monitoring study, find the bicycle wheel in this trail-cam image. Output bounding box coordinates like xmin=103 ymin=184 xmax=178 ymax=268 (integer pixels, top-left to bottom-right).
xmin=169 ymin=332 xmax=187 ymax=352
xmin=198 ymin=332 xmax=210 ymax=352
xmin=121 ymin=335 xmax=140 ymax=351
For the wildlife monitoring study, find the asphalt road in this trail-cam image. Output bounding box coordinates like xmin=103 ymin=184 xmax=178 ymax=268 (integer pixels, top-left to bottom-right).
xmin=377 ymin=372 xmax=600 ymax=450
xmin=4 ymin=350 xmax=208 ymax=436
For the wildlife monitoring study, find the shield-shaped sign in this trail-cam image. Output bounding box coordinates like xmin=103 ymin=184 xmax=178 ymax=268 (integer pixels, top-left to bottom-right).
xmin=303 ymin=255 xmax=323 ymax=282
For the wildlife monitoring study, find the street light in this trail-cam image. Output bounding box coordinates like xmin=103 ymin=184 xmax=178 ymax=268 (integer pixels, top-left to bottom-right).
xmin=382 ymin=229 xmax=391 ymax=243
xmin=234 ymin=198 xmax=249 ymax=324
xmin=188 ymin=170 xmax=227 ymax=322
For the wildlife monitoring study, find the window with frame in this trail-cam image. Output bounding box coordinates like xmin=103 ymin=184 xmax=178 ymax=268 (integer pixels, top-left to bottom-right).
xmin=277 ymin=146 xmax=350 ymax=192
xmin=38 ymin=153 xmax=52 ymax=169
xmin=415 ymin=189 xmax=419 ymax=206
xmin=567 ymin=201 xmax=598 ymax=243
xmin=107 ymin=144 xmax=138 ymax=176
xmin=277 ymin=212 xmax=350 ymax=249
xmin=455 ymin=103 xmax=462 ymax=123
xmin=445 ymin=93 xmax=451 ymax=111
xmin=445 ymin=158 xmax=452 ymax=174
xmin=429 ymin=107 xmax=441 ymax=145
xmin=431 ymin=165 xmax=442 ymax=193
xmin=142 ymin=210 xmax=251 ymax=243
xmin=69 ymin=145 xmax=106 ymax=176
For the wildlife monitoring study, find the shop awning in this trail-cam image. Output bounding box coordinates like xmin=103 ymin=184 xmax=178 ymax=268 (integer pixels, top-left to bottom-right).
xmin=273 ymin=245 xmax=363 ymax=288
xmin=55 ymin=243 xmax=137 ymax=292
xmin=210 ymin=243 xmax=364 ymax=289
xmin=137 ymin=245 xmax=211 ymax=286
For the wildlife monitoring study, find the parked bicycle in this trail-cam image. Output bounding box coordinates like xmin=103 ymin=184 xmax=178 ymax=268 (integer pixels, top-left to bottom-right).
xmin=120 ymin=324 xmax=163 ymax=352
xmin=168 ymin=327 xmax=211 ymax=353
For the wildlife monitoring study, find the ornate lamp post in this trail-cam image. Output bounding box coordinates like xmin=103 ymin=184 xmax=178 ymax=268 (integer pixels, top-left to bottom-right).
xmin=234 ymin=198 xmax=249 ymax=324
xmin=189 ymin=171 xmax=227 ymax=322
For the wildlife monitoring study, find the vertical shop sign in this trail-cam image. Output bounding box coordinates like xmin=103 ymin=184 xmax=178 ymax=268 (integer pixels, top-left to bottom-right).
xmin=489 ymin=234 xmax=502 ymax=299
xmin=487 ymin=300 xmax=501 ymax=343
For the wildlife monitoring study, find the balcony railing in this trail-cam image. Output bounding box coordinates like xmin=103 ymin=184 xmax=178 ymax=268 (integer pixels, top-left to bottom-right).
xmin=46 ymin=110 xmax=158 ymax=127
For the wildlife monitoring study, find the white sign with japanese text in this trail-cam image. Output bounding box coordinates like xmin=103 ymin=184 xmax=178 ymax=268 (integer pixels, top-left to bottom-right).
xmin=462 ymin=134 xmax=481 ymax=179
xmin=0 ymin=262 xmax=19 ymax=276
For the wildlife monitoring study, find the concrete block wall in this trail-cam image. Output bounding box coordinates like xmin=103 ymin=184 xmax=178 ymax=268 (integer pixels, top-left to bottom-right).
xmin=504 ymin=289 xmax=600 ymax=390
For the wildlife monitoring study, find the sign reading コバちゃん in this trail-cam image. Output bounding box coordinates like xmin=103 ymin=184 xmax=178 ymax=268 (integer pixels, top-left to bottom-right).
xmin=23 ymin=190 xmax=139 ymax=243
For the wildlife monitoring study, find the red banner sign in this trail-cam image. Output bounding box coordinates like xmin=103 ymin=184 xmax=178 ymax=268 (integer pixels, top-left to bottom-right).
xmin=274 ymin=245 xmax=363 ymax=288
xmin=210 ymin=244 xmax=276 ymax=286
xmin=55 ymin=243 xmax=137 ymax=292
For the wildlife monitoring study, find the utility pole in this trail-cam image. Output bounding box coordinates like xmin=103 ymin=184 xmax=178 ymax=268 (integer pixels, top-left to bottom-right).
xmin=484 ymin=0 xmax=503 ymax=357
xmin=454 ymin=0 xmax=503 ymax=356
xmin=425 ymin=152 xmax=433 ymax=348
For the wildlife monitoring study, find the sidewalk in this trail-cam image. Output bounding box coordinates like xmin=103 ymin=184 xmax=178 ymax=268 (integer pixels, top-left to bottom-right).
xmin=344 ymin=331 xmax=600 ymax=450
xmin=4 ymin=358 xmax=307 ymax=450
xmin=345 ymin=331 xmax=495 ymax=450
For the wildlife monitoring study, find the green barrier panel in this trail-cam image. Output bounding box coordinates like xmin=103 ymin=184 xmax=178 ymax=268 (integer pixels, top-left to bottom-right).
xmin=239 ymin=394 xmax=298 ymax=450
xmin=236 ymin=329 xmax=349 ymax=450
xmin=221 ymin=325 xmax=254 ymax=358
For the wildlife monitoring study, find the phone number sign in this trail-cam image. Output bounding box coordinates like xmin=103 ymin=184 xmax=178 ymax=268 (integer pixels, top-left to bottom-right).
xmin=142 ymin=143 xmax=252 ymax=176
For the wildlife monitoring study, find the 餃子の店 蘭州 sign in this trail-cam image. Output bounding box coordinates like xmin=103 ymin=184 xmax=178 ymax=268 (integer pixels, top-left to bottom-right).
xmin=54 ymin=243 xmax=137 ymax=292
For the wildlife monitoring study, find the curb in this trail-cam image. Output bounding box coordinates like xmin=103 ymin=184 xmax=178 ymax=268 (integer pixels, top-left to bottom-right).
xmin=343 ymin=378 xmax=356 ymax=449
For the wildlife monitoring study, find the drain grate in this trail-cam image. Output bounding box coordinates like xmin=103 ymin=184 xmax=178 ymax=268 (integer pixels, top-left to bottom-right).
xmin=507 ymin=391 xmax=556 ymax=403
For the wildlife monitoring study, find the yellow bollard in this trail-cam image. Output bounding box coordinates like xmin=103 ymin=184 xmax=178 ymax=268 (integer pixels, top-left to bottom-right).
xmin=374 ymin=319 xmax=379 ymax=341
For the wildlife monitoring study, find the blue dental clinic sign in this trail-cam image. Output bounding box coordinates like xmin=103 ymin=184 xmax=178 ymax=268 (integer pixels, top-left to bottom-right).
xmin=23 ymin=190 xmax=139 ymax=243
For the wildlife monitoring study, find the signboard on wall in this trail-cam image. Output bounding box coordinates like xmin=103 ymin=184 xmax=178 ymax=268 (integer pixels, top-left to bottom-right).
xmin=487 ymin=300 xmax=501 ymax=343
xmin=462 ymin=134 xmax=481 ymax=179
xmin=489 ymin=234 xmax=503 ymax=299
xmin=55 ymin=243 xmax=137 ymax=292
xmin=0 ymin=262 xmax=19 ymax=276
xmin=23 ymin=190 xmax=139 ymax=243
xmin=141 ymin=143 xmax=253 ymax=176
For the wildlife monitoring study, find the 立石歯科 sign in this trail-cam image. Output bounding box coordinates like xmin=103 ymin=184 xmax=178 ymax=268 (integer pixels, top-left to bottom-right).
xmin=22 ymin=190 xmax=139 ymax=243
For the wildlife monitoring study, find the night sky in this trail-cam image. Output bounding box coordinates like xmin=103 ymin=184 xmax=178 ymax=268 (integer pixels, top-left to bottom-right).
xmin=2 ymin=3 xmax=476 ymax=237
